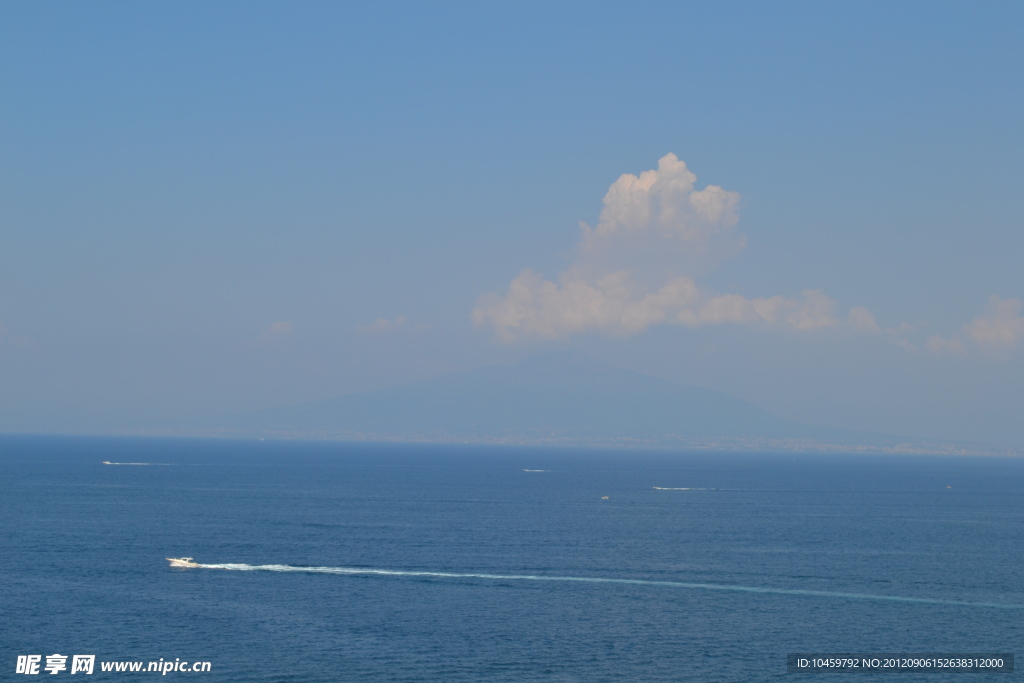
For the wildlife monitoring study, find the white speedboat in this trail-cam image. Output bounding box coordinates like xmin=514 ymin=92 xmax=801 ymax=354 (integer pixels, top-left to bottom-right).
xmin=166 ymin=557 xmax=200 ymax=568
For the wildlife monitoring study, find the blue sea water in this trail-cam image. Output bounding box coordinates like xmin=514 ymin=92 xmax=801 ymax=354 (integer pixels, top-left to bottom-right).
xmin=1 ymin=435 xmax=1022 ymax=682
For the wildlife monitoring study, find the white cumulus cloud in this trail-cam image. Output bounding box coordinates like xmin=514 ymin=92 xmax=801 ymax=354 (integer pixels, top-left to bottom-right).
xmin=472 ymin=270 xmax=701 ymax=340
xmin=847 ymin=306 xmax=882 ymax=334
xmin=965 ymin=296 xmax=1024 ymax=349
xmin=927 ymin=296 xmax=1024 ymax=356
xmin=474 ymin=153 xmax=875 ymax=342
xmin=581 ymin=152 xmax=740 ymax=248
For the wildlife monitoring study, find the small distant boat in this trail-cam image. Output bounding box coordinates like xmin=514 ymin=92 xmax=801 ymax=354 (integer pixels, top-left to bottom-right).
xmin=167 ymin=557 xmax=200 ymax=568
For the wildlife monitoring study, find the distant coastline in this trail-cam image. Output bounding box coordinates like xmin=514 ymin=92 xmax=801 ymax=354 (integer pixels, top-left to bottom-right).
xmin=111 ymin=427 xmax=1024 ymax=458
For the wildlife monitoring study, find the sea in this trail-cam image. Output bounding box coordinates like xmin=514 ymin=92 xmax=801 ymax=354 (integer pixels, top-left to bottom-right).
xmin=1 ymin=435 xmax=1021 ymax=682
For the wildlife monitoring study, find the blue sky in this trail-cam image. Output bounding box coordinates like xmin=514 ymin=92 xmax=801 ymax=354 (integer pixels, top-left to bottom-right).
xmin=2 ymin=1 xmax=1022 ymax=444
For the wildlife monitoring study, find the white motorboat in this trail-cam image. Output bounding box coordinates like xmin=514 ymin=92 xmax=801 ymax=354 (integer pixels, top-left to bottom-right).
xmin=166 ymin=557 xmax=200 ymax=568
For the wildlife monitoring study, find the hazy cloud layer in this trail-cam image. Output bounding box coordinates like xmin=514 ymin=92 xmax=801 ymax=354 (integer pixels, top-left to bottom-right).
xmin=254 ymin=321 xmax=294 ymax=346
xmin=357 ymin=316 xmax=408 ymax=334
xmin=927 ymin=296 xmax=1024 ymax=356
xmin=265 ymin=321 xmax=293 ymax=336
xmin=474 ymin=154 xmax=875 ymax=341
xmin=474 ymin=270 xmax=858 ymax=340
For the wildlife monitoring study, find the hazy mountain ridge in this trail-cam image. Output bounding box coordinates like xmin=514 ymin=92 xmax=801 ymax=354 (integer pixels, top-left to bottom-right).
xmin=182 ymin=353 xmax=1023 ymax=455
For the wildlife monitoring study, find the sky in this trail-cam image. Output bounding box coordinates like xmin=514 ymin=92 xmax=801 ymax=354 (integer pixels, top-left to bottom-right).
xmin=1 ymin=1 xmax=1022 ymax=445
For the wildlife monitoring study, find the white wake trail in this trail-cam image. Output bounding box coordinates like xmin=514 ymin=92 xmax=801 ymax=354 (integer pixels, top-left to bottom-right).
xmin=191 ymin=563 xmax=1022 ymax=610
xmin=102 ymin=461 xmax=173 ymax=466
xmin=652 ymin=487 xmax=712 ymax=490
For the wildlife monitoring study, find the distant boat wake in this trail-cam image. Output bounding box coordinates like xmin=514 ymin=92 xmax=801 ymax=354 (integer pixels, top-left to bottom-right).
xmin=181 ymin=562 xmax=1021 ymax=610
xmin=102 ymin=461 xmax=172 ymax=466
xmin=651 ymin=487 xmax=783 ymax=491
xmin=653 ymin=487 xmax=714 ymax=490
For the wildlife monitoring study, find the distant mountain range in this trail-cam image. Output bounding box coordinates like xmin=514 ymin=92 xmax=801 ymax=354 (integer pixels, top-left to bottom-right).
xmin=191 ymin=353 xmax=1013 ymax=455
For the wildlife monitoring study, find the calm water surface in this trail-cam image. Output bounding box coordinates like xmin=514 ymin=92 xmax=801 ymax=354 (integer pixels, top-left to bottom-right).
xmin=2 ymin=436 xmax=1021 ymax=681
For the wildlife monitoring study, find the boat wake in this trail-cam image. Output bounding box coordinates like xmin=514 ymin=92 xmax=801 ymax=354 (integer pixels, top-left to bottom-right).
xmin=184 ymin=562 xmax=1022 ymax=609
xmin=651 ymin=487 xmax=777 ymax=491
xmin=653 ymin=487 xmax=713 ymax=490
